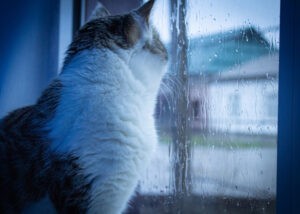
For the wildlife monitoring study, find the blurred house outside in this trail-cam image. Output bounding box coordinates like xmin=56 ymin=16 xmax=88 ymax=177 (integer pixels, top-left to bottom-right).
xmin=144 ymin=27 xmax=278 ymax=205
xmin=156 ymin=27 xmax=279 ymax=138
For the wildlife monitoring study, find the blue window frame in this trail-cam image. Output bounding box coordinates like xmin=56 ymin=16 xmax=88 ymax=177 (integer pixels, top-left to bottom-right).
xmin=277 ymin=0 xmax=300 ymax=213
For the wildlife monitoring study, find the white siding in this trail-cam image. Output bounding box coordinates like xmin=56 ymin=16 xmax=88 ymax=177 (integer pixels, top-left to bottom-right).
xmin=208 ymin=80 xmax=278 ymax=135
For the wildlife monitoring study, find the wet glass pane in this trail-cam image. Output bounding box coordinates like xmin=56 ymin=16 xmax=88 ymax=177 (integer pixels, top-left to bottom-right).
xmin=131 ymin=0 xmax=280 ymax=213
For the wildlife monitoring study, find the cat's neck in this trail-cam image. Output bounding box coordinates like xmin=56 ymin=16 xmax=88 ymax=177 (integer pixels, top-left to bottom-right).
xmin=63 ymin=49 xmax=136 ymax=90
xmin=49 ymin=48 xmax=158 ymax=153
xmin=62 ymin=48 xmax=162 ymax=100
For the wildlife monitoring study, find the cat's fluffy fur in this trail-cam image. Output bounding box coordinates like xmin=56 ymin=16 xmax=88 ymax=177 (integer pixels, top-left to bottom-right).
xmin=0 ymin=0 xmax=168 ymax=213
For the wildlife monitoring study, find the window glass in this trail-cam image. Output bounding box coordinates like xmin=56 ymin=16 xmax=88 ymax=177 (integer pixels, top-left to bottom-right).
xmin=134 ymin=0 xmax=280 ymax=213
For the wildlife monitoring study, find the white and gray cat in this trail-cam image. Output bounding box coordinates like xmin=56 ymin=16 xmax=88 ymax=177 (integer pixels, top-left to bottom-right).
xmin=0 ymin=0 xmax=168 ymax=213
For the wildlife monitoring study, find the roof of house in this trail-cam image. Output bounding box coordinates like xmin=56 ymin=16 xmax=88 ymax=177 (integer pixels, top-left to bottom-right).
xmin=187 ymin=27 xmax=278 ymax=75
xmin=209 ymin=53 xmax=279 ymax=82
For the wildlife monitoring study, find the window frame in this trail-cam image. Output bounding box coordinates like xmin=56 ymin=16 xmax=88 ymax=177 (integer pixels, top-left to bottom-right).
xmin=277 ymin=0 xmax=300 ymax=213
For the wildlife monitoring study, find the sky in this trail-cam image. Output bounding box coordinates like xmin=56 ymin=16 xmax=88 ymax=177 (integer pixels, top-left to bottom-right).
xmin=150 ymin=0 xmax=280 ymax=43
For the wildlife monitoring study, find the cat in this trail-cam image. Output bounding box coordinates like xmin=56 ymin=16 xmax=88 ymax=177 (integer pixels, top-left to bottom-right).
xmin=0 ymin=0 xmax=168 ymax=213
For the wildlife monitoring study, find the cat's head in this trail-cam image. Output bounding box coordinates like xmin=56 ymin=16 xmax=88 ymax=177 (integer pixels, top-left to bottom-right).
xmin=65 ymin=0 xmax=168 ymax=91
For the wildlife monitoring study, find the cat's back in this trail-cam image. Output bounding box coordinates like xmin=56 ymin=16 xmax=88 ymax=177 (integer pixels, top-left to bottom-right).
xmin=0 ymin=105 xmax=37 ymax=174
xmin=0 ymin=106 xmax=50 ymax=213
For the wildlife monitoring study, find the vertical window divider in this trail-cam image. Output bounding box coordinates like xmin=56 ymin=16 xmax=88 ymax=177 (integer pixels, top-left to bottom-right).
xmin=170 ymin=0 xmax=191 ymax=211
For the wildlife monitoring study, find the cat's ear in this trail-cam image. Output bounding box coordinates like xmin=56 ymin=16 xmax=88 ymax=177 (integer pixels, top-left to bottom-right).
xmin=119 ymin=0 xmax=155 ymax=47
xmin=88 ymin=2 xmax=110 ymax=21
xmin=136 ymin=0 xmax=155 ymax=25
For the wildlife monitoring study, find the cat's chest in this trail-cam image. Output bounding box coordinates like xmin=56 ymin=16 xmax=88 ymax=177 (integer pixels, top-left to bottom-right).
xmin=77 ymin=97 xmax=157 ymax=156
xmin=50 ymin=80 xmax=157 ymax=156
xmin=49 ymin=84 xmax=158 ymax=211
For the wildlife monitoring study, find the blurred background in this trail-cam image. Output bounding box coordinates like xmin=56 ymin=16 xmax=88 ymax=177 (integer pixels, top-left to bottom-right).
xmin=0 ymin=0 xmax=59 ymax=117
xmin=0 ymin=0 xmax=280 ymax=213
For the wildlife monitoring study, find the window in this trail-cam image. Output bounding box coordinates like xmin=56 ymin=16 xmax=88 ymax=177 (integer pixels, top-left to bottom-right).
xmin=5 ymin=0 xmax=299 ymax=213
xmin=192 ymin=100 xmax=200 ymax=119
xmin=228 ymin=93 xmax=240 ymax=116
xmin=265 ymin=93 xmax=278 ymax=118
xmin=69 ymin=0 xmax=279 ymax=213
xmin=133 ymin=0 xmax=279 ymax=213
